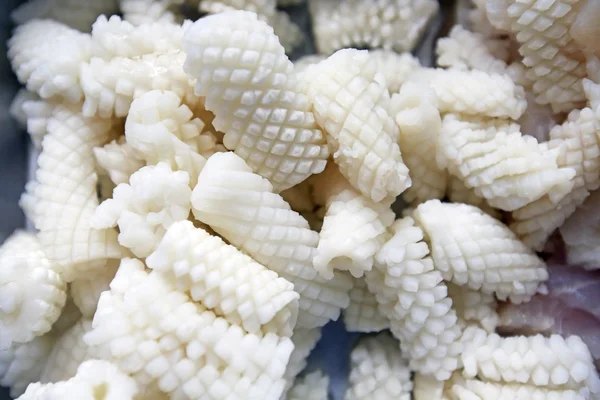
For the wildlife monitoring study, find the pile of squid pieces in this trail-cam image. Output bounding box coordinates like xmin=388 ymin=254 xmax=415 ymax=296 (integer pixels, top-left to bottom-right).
xmin=1 ymin=0 xmax=600 ymax=398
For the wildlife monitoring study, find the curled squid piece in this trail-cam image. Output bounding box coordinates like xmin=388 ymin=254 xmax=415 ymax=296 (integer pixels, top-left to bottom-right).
xmin=125 ymin=90 xmax=209 ymax=183
xmin=19 ymin=360 xmax=139 ymax=400
xmin=11 ymin=0 xmax=119 ymax=32
xmin=182 ymin=11 xmax=329 ymax=191
xmin=486 ymin=0 xmax=587 ymax=112
xmin=146 ymin=220 xmax=299 ymax=336
xmin=314 ymin=186 xmax=393 ymax=279
xmin=345 ymin=333 xmax=413 ymax=400
xmin=70 ymin=262 xmax=119 ymax=318
xmin=305 ymin=49 xmax=411 ymax=203
xmin=435 ymin=25 xmax=509 ymax=74
xmin=391 ymin=81 xmax=448 ymax=205
xmin=409 ymin=68 xmax=527 ymax=120
xmin=343 ymin=276 xmax=389 ymax=333
xmin=40 ymin=319 xmax=94 ymax=383
xmin=0 ymin=335 xmax=55 ymax=398
xmin=460 ymin=326 xmax=600 ymax=394
xmin=309 ymin=0 xmax=439 ymax=54
xmin=369 ymin=50 xmax=421 ymax=94
xmin=7 ymin=19 xmax=92 ymax=103
xmin=90 ymin=15 xmax=189 ymax=60
xmin=369 ymin=216 xmax=463 ymax=380
xmin=20 ymin=106 xmax=127 ymax=282
xmin=84 ymin=258 xmax=293 ymax=399
xmin=93 ymin=137 xmax=146 ymax=186
xmin=0 ymin=232 xmax=66 ymax=349
xmin=439 ymin=115 xmax=575 ymax=212
xmin=414 ymin=200 xmax=548 ymax=303
xmin=191 ymin=152 xmax=352 ymax=329
xmin=91 ymin=162 xmax=192 ymax=258
xmin=80 ymin=49 xmax=198 ymax=118
xmin=287 ymin=370 xmax=329 ymax=400
xmin=509 ymin=106 xmax=600 ymax=250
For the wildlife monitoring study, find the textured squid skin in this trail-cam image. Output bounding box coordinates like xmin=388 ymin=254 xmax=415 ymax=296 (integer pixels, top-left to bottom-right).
xmin=84 ymin=258 xmax=294 ymax=400
xmin=343 ymin=276 xmax=389 ymax=333
xmin=191 ymin=152 xmax=352 ymax=329
xmin=0 ymin=232 xmax=67 ymax=350
xmin=486 ymin=0 xmax=587 ymax=113
xmin=413 ymin=200 xmax=548 ymax=303
xmin=146 ymin=220 xmax=300 ymax=337
xmin=439 ymin=114 xmax=576 ymax=212
xmin=369 ymin=50 xmax=421 ymax=94
xmin=80 ymin=49 xmax=198 ymax=118
xmin=367 ymin=216 xmax=463 ymax=380
xmin=124 ymin=90 xmax=209 ymax=184
xmin=182 ymin=11 xmax=329 ymax=192
xmin=345 ymin=333 xmax=413 ymax=400
xmin=436 ymin=25 xmax=510 ymax=75
xmin=7 ymin=19 xmax=92 ymax=103
xmin=314 ymin=188 xmax=392 ymax=279
xmin=286 ymin=370 xmax=328 ymax=400
xmin=91 ymin=162 xmax=192 ymax=258
xmin=409 ymin=68 xmax=527 ymax=120
xmin=510 ymin=105 xmax=600 ymax=250
xmin=93 ymin=137 xmax=146 ymax=186
xmin=90 ymin=15 xmax=189 ymax=60
xmin=304 ymin=49 xmax=411 ymax=203
xmin=460 ymin=326 xmax=600 ymax=394
xmin=40 ymin=319 xmax=94 ymax=383
xmin=20 ymin=106 xmax=127 ymax=282
xmin=391 ymin=81 xmax=448 ymax=205
xmin=18 ymin=359 xmax=139 ymax=400
xmin=309 ymin=0 xmax=439 ymax=55
xmin=0 ymin=335 xmax=55 ymax=398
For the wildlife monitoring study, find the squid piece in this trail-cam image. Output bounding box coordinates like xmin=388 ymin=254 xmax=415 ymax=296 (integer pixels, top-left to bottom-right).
xmin=191 ymin=152 xmax=352 ymax=329
xmin=20 ymin=106 xmax=127 ymax=282
xmin=84 ymin=258 xmax=293 ymax=399
xmin=391 ymin=81 xmax=448 ymax=204
xmin=368 ymin=216 xmax=462 ymax=380
xmin=304 ymin=49 xmax=411 ymax=203
xmin=91 ymin=162 xmax=192 ymax=258
xmin=345 ymin=333 xmax=412 ymax=400
xmin=439 ymin=115 xmax=575 ymax=212
xmin=146 ymin=220 xmax=299 ymax=336
xmin=18 ymin=360 xmax=139 ymax=400
xmin=309 ymin=0 xmax=438 ymax=54
xmin=8 ymin=19 xmax=92 ymax=103
xmin=413 ymin=200 xmax=549 ymax=303
xmin=343 ymin=276 xmax=389 ymax=333
xmin=182 ymin=11 xmax=329 ymax=191
xmin=0 ymin=232 xmax=66 ymax=349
